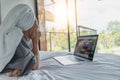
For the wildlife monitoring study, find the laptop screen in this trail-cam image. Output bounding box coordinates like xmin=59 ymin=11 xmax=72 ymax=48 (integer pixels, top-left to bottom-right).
xmin=74 ymin=35 xmax=98 ymax=61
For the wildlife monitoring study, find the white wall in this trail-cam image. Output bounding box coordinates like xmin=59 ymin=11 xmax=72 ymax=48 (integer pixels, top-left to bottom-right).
xmin=1 ymin=0 xmax=35 ymax=21
xmin=0 ymin=0 xmax=1 ymax=24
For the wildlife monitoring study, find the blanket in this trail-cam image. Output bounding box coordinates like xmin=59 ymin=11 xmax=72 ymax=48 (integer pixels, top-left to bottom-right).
xmin=0 ymin=51 xmax=120 ymax=80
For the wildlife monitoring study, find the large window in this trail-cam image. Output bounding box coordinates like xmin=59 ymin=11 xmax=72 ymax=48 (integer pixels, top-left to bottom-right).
xmin=76 ymin=0 xmax=120 ymax=55
xmin=37 ymin=0 xmax=77 ymax=52
xmin=37 ymin=0 xmax=120 ymax=55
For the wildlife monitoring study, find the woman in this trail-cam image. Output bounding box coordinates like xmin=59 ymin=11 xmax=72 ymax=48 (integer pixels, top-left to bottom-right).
xmin=0 ymin=4 xmax=40 ymax=77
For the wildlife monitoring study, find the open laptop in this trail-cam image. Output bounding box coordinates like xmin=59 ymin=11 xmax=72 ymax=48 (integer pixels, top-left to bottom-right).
xmin=54 ymin=35 xmax=98 ymax=65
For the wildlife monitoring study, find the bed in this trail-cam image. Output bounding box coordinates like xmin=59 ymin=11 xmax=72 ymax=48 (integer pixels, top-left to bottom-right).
xmin=0 ymin=51 xmax=120 ymax=80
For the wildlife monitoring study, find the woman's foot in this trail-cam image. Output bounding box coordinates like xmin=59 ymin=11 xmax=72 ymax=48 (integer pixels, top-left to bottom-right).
xmin=8 ymin=69 xmax=21 ymax=77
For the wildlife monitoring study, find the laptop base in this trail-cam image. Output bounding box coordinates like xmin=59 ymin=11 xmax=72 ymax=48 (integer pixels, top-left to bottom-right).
xmin=54 ymin=55 xmax=86 ymax=65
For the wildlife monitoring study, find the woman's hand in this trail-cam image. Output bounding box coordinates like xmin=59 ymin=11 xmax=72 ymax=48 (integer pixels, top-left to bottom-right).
xmin=23 ymin=21 xmax=41 ymax=41
xmin=29 ymin=21 xmax=41 ymax=42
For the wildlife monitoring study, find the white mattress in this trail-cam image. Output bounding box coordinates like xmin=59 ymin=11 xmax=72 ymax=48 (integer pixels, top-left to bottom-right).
xmin=0 ymin=51 xmax=120 ymax=80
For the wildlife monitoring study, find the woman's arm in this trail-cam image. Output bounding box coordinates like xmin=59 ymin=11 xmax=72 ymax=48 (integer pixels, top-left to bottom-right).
xmin=23 ymin=20 xmax=40 ymax=70
xmin=30 ymin=21 xmax=41 ymax=70
xmin=32 ymin=37 xmax=40 ymax=70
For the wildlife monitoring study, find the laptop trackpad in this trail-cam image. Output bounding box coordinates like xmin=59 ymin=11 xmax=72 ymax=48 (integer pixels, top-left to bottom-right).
xmin=54 ymin=55 xmax=85 ymax=65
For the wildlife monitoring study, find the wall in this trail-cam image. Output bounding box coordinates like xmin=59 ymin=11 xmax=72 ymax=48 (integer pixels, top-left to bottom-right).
xmin=0 ymin=1 xmax=1 ymax=24
xmin=1 ymin=0 xmax=35 ymax=21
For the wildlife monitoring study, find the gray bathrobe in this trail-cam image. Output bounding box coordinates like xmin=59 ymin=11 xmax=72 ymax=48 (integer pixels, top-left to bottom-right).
xmin=1 ymin=36 xmax=36 ymax=75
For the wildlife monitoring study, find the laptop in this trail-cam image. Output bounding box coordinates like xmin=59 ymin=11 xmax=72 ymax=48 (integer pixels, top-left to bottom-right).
xmin=54 ymin=35 xmax=98 ymax=65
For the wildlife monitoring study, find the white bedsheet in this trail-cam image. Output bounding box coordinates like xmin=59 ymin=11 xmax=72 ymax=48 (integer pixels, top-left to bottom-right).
xmin=0 ymin=51 xmax=120 ymax=80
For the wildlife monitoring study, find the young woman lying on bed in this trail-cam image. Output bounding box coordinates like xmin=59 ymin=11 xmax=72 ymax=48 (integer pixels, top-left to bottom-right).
xmin=0 ymin=4 xmax=40 ymax=77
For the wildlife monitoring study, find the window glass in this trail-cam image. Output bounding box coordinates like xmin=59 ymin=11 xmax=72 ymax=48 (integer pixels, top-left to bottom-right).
xmin=76 ymin=0 xmax=120 ymax=55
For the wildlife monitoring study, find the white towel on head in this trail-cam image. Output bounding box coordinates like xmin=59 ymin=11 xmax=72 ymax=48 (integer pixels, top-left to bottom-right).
xmin=0 ymin=4 xmax=35 ymax=72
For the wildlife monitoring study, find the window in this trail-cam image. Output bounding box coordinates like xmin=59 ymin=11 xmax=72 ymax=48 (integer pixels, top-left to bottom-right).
xmin=37 ymin=0 xmax=77 ymax=52
xmin=36 ymin=0 xmax=120 ymax=55
xmin=76 ymin=0 xmax=120 ymax=55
